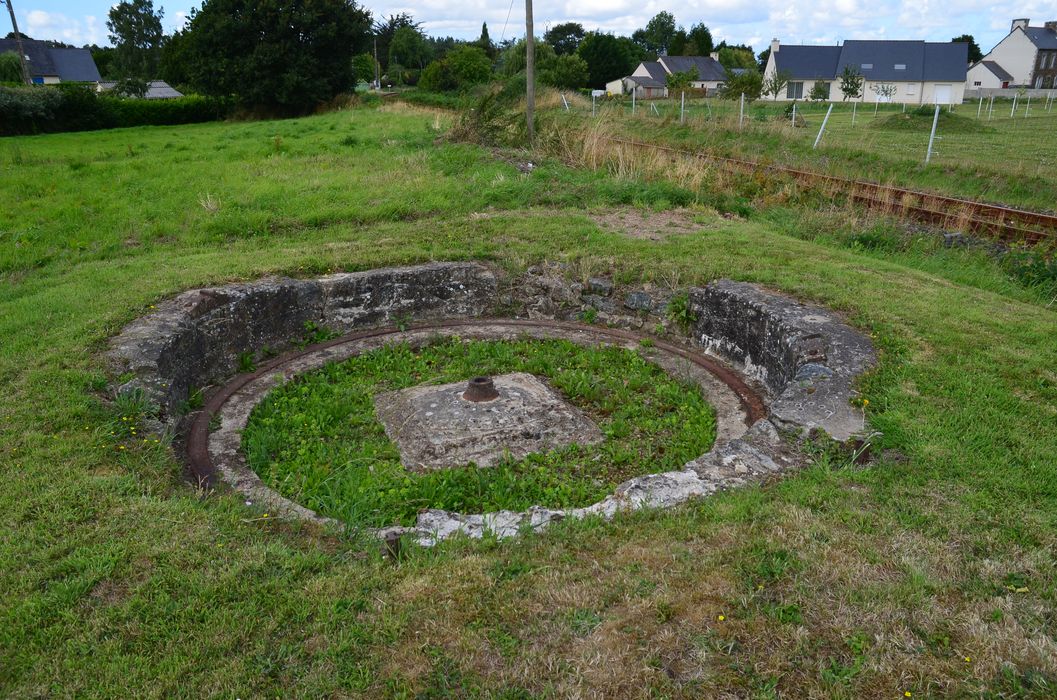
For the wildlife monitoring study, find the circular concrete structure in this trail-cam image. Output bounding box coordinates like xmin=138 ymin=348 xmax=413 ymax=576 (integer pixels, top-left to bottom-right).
xmin=107 ymin=262 xmax=877 ymax=545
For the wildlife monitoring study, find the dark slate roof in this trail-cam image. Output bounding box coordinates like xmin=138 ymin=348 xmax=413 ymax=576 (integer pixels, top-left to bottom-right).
xmin=773 ymin=45 xmax=842 ymax=80
xmin=48 ymin=48 xmax=101 ymax=82
xmin=0 ymin=39 xmax=100 ymax=81
xmin=659 ymin=55 xmax=727 ymax=81
xmin=99 ymin=80 xmax=184 ymax=99
xmin=775 ymin=40 xmax=967 ymax=82
xmin=638 ymin=61 xmax=667 ymax=82
xmin=978 ymin=60 xmax=1013 ymax=81
xmin=628 ymin=75 xmax=666 ymax=89
xmin=1024 ymin=26 xmax=1057 ymax=50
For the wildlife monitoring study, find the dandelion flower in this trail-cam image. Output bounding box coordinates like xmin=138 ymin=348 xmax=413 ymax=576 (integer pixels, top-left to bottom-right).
xmin=717 ymin=615 xmax=725 ymax=621
xmin=905 ymin=693 xmax=912 ymax=697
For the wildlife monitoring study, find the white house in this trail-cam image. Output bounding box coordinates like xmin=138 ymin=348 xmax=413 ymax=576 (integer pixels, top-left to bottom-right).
xmin=967 ymin=19 xmax=1057 ymax=90
xmin=762 ymin=38 xmax=968 ymax=104
xmin=606 ymin=54 xmax=728 ymax=98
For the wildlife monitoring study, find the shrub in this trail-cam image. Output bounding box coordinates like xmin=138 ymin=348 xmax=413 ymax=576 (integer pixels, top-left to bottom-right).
xmin=719 ymin=69 xmax=763 ymax=100
xmin=0 ymin=84 xmax=231 ymax=136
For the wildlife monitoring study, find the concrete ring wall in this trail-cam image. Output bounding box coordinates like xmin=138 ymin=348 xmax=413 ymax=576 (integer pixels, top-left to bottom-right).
xmin=108 ymin=262 xmax=876 ymax=544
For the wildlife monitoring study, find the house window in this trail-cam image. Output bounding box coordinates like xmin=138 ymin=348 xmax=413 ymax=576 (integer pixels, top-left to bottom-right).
xmin=786 ymin=81 xmax=804 ymax=99
xmin=1037 ymin=76 xmax=1044 ymax=88
xmin=894 ymin=63 xmax=906 ymax=70
xmin=973 ymin=80 xmax=981 ymax=86
xmin=861 ymin=63 xmax=873 ymax=70
xmin=1050 ymin=53 xmax=1056 ymax=68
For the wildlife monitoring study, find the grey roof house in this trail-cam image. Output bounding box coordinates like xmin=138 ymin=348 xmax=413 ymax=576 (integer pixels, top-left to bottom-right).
xmin=607 ymin=54 xmax=729 ymax=98
xmin=967 ymin=18 xmax=1057 ymax=90
xmin=763 ymin=38 xmax=967 ymax=104
xmin=98 ymin=80 xmax=185 ymax=100
xmin=0 ymin=39 xmax=101 ymax=84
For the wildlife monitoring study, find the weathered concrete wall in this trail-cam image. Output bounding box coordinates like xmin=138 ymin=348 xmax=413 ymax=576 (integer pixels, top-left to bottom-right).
xmin=108 ymin=262 xmax=497 ymax=418
xmin=688 ymin=280 xmax=876 ymax=441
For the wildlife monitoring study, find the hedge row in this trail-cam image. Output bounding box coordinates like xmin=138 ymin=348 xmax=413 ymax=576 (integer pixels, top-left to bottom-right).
xmin=0 ymin=84 xmax=232 ymax=136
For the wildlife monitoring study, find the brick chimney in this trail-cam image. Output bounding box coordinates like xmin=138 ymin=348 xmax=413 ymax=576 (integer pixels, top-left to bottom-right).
xmin=1044 ymin=20 xmax=1057 ymax=31
xmin=770 ymin=38 xmax=780 ymax=53
xmin=1011 ymin=18 xmax=1030 ymax=32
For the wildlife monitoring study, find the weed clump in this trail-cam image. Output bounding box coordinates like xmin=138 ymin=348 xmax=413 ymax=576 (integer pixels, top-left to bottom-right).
xmin=874 ymin=107 xmax=995 ymax=134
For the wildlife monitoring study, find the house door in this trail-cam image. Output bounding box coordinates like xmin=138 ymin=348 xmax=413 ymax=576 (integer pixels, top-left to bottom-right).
xmin=934 ymin=84 xmax=952 ymax=104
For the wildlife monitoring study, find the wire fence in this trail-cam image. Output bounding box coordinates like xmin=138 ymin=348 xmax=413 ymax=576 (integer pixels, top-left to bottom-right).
xmin=559 ymin=91 xmax=1057 ymax=181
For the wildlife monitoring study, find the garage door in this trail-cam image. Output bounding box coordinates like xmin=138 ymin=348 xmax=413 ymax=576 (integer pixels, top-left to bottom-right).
xmin=934 ymin=84 xmax=952 ymax=104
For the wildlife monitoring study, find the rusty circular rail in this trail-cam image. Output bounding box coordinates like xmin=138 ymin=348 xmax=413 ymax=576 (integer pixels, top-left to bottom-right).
xmin=186 ymin=318 xmax=767 ymax=488
xmin=604 ymin=137 xmax=1057 ymax=248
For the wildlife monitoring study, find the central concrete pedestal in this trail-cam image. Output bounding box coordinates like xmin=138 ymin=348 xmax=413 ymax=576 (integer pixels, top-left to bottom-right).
xmin=374 ymin=372 xmax=603 ymax=470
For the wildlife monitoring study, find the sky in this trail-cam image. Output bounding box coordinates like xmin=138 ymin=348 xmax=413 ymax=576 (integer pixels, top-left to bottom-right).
xmin=8 ymin=0 xmax=1056 ymax=55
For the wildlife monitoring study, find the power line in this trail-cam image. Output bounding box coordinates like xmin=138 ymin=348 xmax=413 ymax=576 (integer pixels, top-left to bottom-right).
xmin=499 ymin=0 xmax=516 ymax=44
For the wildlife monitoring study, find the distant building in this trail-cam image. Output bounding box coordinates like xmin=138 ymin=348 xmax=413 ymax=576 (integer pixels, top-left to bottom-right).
xmin=606 ymin=54 xmax=728 ymax=98
xmin=98 ymin=80 xmax=184 ymax=100
xmin=967 ymin=19 xmax=1057 ymax=90
xmin=0 ymin=39 xmax=101 ymax=84
xmin=762 ymin=38 xmax=968 ymax=104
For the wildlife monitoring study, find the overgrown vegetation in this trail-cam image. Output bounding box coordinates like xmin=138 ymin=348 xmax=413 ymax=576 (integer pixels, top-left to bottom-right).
xmin=2 ymin=104 xmax=1057 ymax=698
xmin=243 ymin=338 xmax=716 ymax=526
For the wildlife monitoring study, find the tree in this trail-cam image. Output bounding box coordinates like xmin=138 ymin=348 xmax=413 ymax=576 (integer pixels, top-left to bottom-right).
xmin=476 ymin=23 xmax=496 ymax=59
xmin=419 ymin=59 xmax=456 ymax=92
xmin=686 ymin=23 xmax=713 ymax=56
xmin=352 ymin=53 xmax=377 ymax=85
xmin=544 ymin=22 xmax=585 ymax=55
xmin=870 ymin=82 xmax=896 ymax=110
xmin=635 ymin=12 xmax=677 ymax=56
xmin=447 ymin=45 xmax=491 ymax=85
xmin=180 ymin=0 xmax=373 ymax=113
xmin=373 ymin=13 xmax=418 ymax=70
xmin=719 ymin=69 xmax=763 ymax=100
xmin=389 ymin=25 xmax=430 ymax=70
xmin=838 ymin=64 xmax=863 ymax=100
xmin=499 ymin=39 xmax=556 ymax=77
xmin=542 ymin=54 xmax=589 ymax=89
xmin=666 ymin=68 xmax=696 ymax=92
xmin=763 ymin=69 xmax=791 ymax=100
xmin=577 ymin=32 xmax=636 ymax=88
xmin=107 ymin=0 xmax=164 ymax=81
xmin=809 ymin=80 xmax=829 ymax=101
xmin=717 ymin=45 xmax=757 ymax=70
xmin=0 ymin=52 xmax=22 ymax=83
xmin=668 ymin=29 xmax=688 ymax=57
xmin=951 ymin=34 xmax=982 ymax=64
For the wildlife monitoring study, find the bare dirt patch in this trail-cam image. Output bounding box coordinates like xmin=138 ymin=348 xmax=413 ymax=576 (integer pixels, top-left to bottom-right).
xmin=591 ymin=207 xmax=714 ymax=241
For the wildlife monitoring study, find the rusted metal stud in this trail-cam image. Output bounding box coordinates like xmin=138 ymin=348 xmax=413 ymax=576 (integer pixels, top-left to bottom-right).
xmin=462 ymin=376 xmax=499 ymax=402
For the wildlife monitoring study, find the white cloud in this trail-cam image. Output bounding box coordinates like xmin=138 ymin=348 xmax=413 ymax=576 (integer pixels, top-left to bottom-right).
xmin=23 ymin=10 xmax=105 ymax=46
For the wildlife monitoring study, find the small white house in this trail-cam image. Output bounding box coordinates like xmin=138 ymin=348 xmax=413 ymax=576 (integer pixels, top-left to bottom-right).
xmin=968 ymin=19 xmax=1057 ymax=89
xmin=607 ymin=54 xmax=728 ymax=98
xmin=762 ymin=38 xmax=968 ymax=104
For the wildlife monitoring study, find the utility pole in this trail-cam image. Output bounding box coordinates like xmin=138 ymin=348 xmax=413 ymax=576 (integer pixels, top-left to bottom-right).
xmin=3 ymin=0 xmax=31 ymax=85
xmin=373 ymin=38 xmax=379 ymax=90
xmin=524 ymin=0 xmax=534 ymax=144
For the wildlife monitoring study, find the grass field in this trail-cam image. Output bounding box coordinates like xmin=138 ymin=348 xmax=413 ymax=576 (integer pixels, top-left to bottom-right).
xmin=2 ymin=103 xmax=1057 ymax=697
xmin=569 ymin=96 xmax=1057 ymax=211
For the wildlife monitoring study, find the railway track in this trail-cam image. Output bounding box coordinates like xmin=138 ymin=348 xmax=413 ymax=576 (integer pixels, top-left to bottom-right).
xmin=603 ymin=137 xmax=1057 ymax=248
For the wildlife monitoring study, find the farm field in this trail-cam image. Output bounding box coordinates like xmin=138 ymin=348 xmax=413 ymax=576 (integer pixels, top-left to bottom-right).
xmin=2 ymin=103 xmax=1057 ymax=697
xmin=570 ymin=96 xmax=1057 ymax=211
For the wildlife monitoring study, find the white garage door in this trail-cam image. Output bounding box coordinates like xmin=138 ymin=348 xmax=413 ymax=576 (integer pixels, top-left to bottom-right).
xmin=934 ymin=84 xmax=952 ymax=104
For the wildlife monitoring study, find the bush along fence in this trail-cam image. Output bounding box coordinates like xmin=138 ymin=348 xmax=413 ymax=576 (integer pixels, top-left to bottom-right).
xmin=0 ymin=84 xmax=232 ymax=136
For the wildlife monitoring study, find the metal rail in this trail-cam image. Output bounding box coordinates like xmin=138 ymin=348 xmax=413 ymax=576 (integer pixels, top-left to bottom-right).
xmin=604 ymin=137 xmax=1057 ymax=247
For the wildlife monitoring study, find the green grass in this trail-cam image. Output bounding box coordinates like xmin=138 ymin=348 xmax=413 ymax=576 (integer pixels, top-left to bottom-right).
xmin=580 ymin=96 xmax=1057 ymax=210
xmin=1 ymin=102 xmax=1057 ymax=697
xmin=243 ymin=338 xmax=716 ymax=526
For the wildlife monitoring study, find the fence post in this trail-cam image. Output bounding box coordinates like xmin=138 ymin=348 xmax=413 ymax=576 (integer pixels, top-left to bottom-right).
xmin=632 ymin=89 xmax=636 ymax=115
xmin=791 ymin=101 xmax=796 ymax=126
xmin=977 ymin=95 xmax=983 ymax=118
xmin=1025 ymin=94 xmax=1031 ymax=117
xmin=1010 ymin=93 xmax=1017 ymax=118
xmin=924 ymin=103 xmax=940 ymax=164
xmin=739 ymin=93 xmax=745 ymax=128
xmin=561 ymin=93 xmax=570 ymax=111
xmin=592 ymin=93 xmax=596 ymax=117
xmin=680 ymin=91 xmax=685 ymax=123
xmin=902 ymin=102 xmax=906 ymax=113
xmin=988 ymin=94 xmax=994 ymax=120
xmin=813 ymin=103 xmax=834 ymax=149
xmin=852 ymin=101 xmax=857 ymax=125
